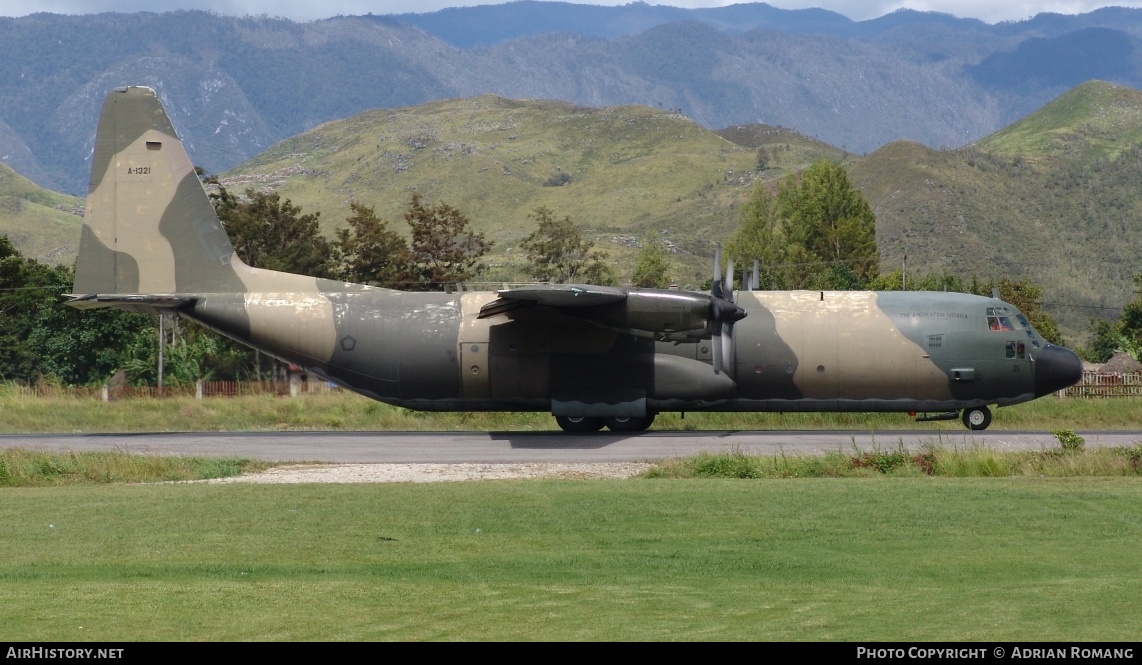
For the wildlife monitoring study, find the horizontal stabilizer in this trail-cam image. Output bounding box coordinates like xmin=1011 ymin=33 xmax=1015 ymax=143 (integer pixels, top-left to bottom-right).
xmin=65 ymin=294 xmax=196 ymax=313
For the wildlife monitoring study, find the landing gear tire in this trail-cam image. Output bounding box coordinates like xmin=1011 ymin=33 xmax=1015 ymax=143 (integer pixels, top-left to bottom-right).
xmin=603 ymin=414 xmax=656 ymax=432
xmin=962 ymin=406 xmax=992 ymax=431
xmin=555 ymin=416 xmax=604 ymax=433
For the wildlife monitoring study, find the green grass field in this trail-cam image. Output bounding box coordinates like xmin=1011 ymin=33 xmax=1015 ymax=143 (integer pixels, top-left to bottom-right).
xmin=2 ymin=384 xmax=1140 ymax=433
xmin=1 ymin=478 xmax=1139 ymax=641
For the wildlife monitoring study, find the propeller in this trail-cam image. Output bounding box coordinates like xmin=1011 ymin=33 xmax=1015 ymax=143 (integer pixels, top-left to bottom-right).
xmin=709 ymin=244 xmax=746 ymax=375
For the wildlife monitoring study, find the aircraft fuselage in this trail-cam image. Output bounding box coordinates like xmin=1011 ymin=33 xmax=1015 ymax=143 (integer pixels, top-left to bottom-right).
xmin=184 ymin=279 xmax=1064 ymax=417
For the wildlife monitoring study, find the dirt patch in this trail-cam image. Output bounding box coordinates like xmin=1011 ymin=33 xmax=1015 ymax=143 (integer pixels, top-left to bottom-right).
xmin=205 ymin=462 xmax=653 ymax=484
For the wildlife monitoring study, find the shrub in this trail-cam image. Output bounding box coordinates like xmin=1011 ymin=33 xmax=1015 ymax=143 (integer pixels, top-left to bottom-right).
xmin=1054 ymin=429 xmax=1085 ymax=452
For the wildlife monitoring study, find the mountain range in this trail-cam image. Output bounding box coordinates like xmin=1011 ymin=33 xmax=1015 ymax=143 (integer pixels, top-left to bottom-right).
xmin=3 ymin=4 xmax=1142 ymax=194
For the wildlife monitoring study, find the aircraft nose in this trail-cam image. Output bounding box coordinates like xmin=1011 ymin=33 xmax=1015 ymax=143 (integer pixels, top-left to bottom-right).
xmin=1034 ymin=344 xmax=1083 ymax=397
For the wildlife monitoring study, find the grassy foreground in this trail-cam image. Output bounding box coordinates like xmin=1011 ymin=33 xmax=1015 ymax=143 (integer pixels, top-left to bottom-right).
xmin=2 ymin=384 xmax=1140 ymax=433
xmin=1 ymin=478 xmax=1139 ymax=641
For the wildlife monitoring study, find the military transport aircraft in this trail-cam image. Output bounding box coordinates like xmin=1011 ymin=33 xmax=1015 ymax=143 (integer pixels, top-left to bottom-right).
xmin=68 ymin=86 xmax=1083 ymax=432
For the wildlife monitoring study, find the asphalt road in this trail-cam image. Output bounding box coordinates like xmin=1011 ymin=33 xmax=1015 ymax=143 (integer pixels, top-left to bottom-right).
xmin=2 ymin=430 xmax=1139 ymax=463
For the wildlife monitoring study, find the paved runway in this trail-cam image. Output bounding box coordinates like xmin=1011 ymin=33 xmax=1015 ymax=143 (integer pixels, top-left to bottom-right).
xmin=2 ymin=430 xmax=1138 ymax=463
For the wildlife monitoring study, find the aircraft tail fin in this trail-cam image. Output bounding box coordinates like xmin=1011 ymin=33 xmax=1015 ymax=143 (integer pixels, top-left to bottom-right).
xmin=72 ymin=86 xmax=246 ymax=297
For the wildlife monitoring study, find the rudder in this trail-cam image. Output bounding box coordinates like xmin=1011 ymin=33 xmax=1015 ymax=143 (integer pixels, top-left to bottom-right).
xmin=73 ymin=86 xmax=244 ymax=296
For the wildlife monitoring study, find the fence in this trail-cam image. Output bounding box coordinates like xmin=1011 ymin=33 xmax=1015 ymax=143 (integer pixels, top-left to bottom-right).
xmin=1058 ymin=372 xmax=1142 ymax=398
xmin=16 ymin=379 xmax=340 ymax=400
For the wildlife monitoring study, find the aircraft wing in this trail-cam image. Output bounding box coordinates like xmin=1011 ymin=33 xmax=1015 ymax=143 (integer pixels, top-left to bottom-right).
xmin=478 ymin=283 xmax=741 ymax=341
xmin=478 ymin=284 xmax=626 ymax=318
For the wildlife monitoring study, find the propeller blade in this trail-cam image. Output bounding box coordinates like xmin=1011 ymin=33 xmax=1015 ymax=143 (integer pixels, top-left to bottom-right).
xmin=712 ymin=244 xmax=723 ymax=299
xmin=752 ymin=259 xmax=760 ymax=290
xmin=712 ymin=319 xmax=724 ymax=374
xmin=722 ymin=321 xmax=734 ymax=374
xmin=725 ymin=259 xmax=735 ymax=303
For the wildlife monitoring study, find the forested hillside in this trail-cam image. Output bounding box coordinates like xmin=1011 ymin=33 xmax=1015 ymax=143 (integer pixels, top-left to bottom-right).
xmin=850 ymin=81 xmax=1142 ymax=334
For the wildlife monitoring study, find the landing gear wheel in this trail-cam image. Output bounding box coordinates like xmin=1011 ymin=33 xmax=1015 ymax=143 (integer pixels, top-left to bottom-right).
xmin=603 ymin=414 xmax=656 ymax=432
xmin=555 ymin=416 xmax=604 ymax=433
xmin=961 ymin=406 xmax=992 ymax=431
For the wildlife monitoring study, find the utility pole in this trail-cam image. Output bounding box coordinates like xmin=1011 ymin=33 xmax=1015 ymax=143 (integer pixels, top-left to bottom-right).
xmin=157 ymin=313 xmax=165 ymax=397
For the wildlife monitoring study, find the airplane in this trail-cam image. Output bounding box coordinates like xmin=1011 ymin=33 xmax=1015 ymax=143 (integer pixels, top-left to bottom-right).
xmin=68 ymin=86 xmax=1084 ymax=432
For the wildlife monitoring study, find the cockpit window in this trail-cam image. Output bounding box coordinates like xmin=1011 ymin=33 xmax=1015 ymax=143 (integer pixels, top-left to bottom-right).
xmin=986 ymin=307 xmax=1023 ymax=332
xmin=987 ymin=315 xmax=1016 ymax=331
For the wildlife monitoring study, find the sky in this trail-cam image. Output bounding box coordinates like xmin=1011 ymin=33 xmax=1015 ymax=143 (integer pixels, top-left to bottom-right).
xmin=2 ymin=1 xmax=1141 ymax=25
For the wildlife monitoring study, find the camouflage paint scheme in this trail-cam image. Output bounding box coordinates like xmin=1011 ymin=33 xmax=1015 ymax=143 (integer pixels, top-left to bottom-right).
xmin=69 ymin=87 xmax=1083 ymax=431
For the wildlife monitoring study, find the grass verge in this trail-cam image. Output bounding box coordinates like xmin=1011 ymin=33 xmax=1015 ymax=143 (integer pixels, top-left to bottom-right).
xmin=0 ymin=448 xmax=269 ymax=487
xmin=643 ymin=444 xmax=1142 ymax=478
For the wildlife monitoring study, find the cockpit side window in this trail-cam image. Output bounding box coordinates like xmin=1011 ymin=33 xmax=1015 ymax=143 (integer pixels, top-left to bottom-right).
xmin=1005 ymin=341 xmax=1027 ymax=359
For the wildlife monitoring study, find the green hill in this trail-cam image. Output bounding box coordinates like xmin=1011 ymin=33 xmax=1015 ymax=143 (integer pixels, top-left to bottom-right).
xmin=0 ymin=164 xmax=83 ymax=265
xmin=852 ymin=80 xmax=1142 ymax=337
xmin=979 ymin=80 xmax=1142 ymax=160
xmin=220 ymin=96 xmax=843 ymax=285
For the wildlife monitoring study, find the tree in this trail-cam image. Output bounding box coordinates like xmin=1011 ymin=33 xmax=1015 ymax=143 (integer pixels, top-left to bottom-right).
xmin=1083 ymin=318 xmax=1121 ymax=364
xmin=776 ymin=160 xmax=878 ymax=281
xmin=727 ymin=181 xmax=787 ymax=288
xmin=756 ymin=146 xmax=769 ymax=171
xmin=212 ymin=185 xmax=337 ymax=279
xmin=335 ymin=202 xmax=411 ymax=288
xmin=520 ymin=207 xmax=614 ymax=285
xmin=404 ymin=193 xmax=492 ymax=289
xmin=1118 ymin=275 xmax=1142 ymax=361
xmin=630 ymin=241 xmax=672 ymax=288
xmin=0 ymin=237 xmax=155 ymax=385
xmin=727 ymin=161 xmax=878 ymax=290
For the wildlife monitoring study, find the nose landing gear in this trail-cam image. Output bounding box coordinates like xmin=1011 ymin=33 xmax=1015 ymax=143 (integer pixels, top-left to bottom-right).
xmin=914 ymin=406 xmax=993 ymax=430
xmin=961 ymin=406 xmax=992 ymax=431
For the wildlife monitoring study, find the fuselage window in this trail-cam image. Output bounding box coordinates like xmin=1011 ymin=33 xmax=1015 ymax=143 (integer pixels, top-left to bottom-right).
xmin=1006 ymin=341 xmax=1027 ymax=359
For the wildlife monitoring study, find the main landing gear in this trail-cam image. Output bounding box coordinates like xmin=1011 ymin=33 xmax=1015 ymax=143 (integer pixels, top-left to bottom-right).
xmin=555 ymin=414 xmax=656 ymax=433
